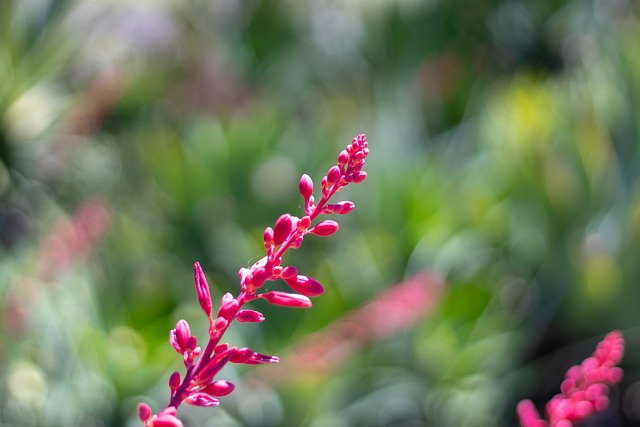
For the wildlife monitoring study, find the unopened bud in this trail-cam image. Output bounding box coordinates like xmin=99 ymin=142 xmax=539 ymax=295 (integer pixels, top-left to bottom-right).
xmin=138 ymin=403 xmax=151 ymax=422
xmin=298 ymin=216 xmax=311 ymax=230
xmin=169 ymin=371 xmax=181 ymax=394
xmin=310 ymin=220 xmax=339 ymax=237
xmin=352 ymin=171 xmax=367 ymax=183
xmin=299 ymin=174 xmax=314 ymax=199
xmin=263 ymin=227 xmax=274 ymax=247
xmin=259 ymin=291 xmax=313 ymax=308
xmin=284 ymin=274 xmax=325 ymax=297
xmin=186 ymin=393 xmax=220 ymax=407
xmin=326 ymin=166 xmax=342 ymax=187
xmin=280 ymin=265 xmax=298 ymax=280
xmin=273 ymin=214 xmax=294 ymax=245
xmin=203 ymin=380 xmax=235 ymax=397
xmin=236 ymin=309 xmax=265 ymax=323
xmin=194 ymin=262 xmax=213 ymax=316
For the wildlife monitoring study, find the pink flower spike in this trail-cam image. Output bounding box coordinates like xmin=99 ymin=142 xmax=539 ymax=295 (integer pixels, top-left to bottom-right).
xmin=284 ymin=275 xmax=325 ymax=297
xmin=260 ymin=291 xmax=313 ymax=308
xmin=299 ymin=174 xmax=313 ymax=199
xmin=138 ymin=403 xmax=152 ymax=422
xmin=194 ymin=262 xmax=213 ymax=317
xmin=310 ymin=220 xmax=339 ymax=237
xmin=236 ymin=309 xmax=265 ymax=323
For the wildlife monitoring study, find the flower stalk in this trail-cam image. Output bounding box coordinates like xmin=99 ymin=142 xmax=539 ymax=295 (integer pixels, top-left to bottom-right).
xmin=138 ymin=134 xmax=369 ymax=426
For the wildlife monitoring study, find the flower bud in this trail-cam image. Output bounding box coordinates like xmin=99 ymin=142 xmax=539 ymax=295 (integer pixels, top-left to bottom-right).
xmin=299 ymin=174 xmax=313 ymax=199
xmin=153 ymin=408 xmax=184 ymax=427
xmin=194 ymin=262 xmax=212 ymax=316
xmin=280 ymin=265 xmax=298 ymax=280
xmin=259 ymin=291 xmax=312 ymax=308
xmin=236 ymin=309 xmax=265 ymax=323
xmin=338 ymin=150 xmax=349 ymax=166
xmin=273 ymin=214 xmax=294 ymax=245
xmin=352 ymin=171 xmax=367 ymax=183
xmin=326 ymin=166 xmax=342 ymax=187
xmin=230 ymin=347 xmax=255 ymax=363
xmin=217 ymin=298 xmax=239 ymax=321
xmin=203 ymin=380 xmax=235 ymax=397
xmin=298 ymin=216 xmax=311 ymax=230
xmin=214 ymin=343 xmax=229 ymax=354
xmin=138 ymin=403 xmax=152 ymax=422
xmin=310 ymin=220 xmax=339 ymax=237
xmin=263 ymin=227 xmax=274 ymax=248
xmin=186 ymin=393 xmax=220 ymax=407
xmin=284 ymin=274 xmax=325 ymax=297
xmin=170 ymin=320 xmax=191 ymax=352
xmin=186 ymin=335 xmax=198 ymax=352
xmin=322 ymin=201 xmax=355 ymax=215
xmin=245 ymin=352 xmax=280 ymax=365
xmin=169 ymin=371 xmax=181 ymax=395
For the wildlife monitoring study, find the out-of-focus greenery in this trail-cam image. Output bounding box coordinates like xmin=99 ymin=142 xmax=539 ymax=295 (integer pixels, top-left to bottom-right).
xmin=2 ymin=0 xmax=640 ymax=426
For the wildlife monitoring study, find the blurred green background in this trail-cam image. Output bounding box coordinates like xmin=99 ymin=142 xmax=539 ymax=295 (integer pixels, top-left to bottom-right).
xmin=2 ymin=0 xmax=640 ymax=426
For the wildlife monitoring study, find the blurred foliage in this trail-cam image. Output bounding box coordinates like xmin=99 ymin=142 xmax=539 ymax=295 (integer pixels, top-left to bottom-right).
xmin=2 ymin=0 xmax=640 ymax=426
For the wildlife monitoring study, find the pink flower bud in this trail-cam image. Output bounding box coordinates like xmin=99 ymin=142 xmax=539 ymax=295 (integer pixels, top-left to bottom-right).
xmin=338 ymin=150 xmax=349 ymax=165
xmin=322 ymin=201 xmax=355 ymax=215
xmin=186 ymin=393 xmax=220 ymax=407
xmin=273 ymin=214 xmax=294 ymax=245
xmin=284 ymin=275 xmax=325 ymax=297
xmin=214 ymin=343 xmax=229 ymax=354
xmin=194 ymin=262 xmax=212 ymax=316
xmin=310 ymin=220 xmax=339 ymax=237
xmin=351 ymin=170 xmax=367 ymax=183
xmin=263 ymin=227 xmax=274 ymax=247
xmin=153 ymin=408 xmax=184 ymax=427
xmin=326 ymin=166 xmax=342 ymax=187
xmin=259 ymin=291 xmax=312 ymax=308
xmin=299 ymin=174 xmax=313 ymax=199
xmin=230 ymin=347 xmax=255 ymax=363
xmin=298 ymin=216 xmax=311 ymax=230
xmin=236 ymin=309 xmax=265 ymax=322
xmin=138 ymin=403 xmax=152 ymax=422
xmin=217 ymin=298 xmax=239 ymax=321
xmin=202 ymin=380 xmax=235 ymax=397
xmin=280 ymin=265 xmax=298 ymax=280
xmin=169 ymin=371 xmax=181 ymax=395
xmin=170 ymin=320 xmax=191 ymax=353
xmin=186 ymin=336 xmax=198 ymax=352
xmin=245 ymin=352 xmax=280 ymax=365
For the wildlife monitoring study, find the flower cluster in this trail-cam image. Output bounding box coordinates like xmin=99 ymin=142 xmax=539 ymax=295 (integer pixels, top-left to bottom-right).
xmin=517 ymin=330 xmax=625 ymax=427
xmin=138 ymin=134 xmax=369 ymax=426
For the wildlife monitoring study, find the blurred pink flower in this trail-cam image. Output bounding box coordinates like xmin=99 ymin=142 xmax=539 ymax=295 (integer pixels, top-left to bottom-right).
xmin=517 ymin=330 xmax=625 ymax=427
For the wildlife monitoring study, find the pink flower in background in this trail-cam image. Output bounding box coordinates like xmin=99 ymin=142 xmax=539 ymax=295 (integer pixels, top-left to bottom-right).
xmin=139 ymin=134 xmax=369 ymax=423
xmin=517 ymin=330 xmax=625 ymax=427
